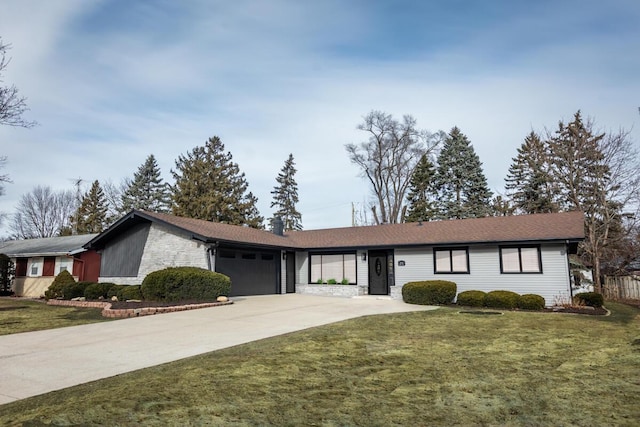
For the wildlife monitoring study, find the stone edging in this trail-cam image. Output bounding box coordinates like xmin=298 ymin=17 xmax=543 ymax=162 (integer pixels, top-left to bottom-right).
xmin=46 ymin=299 xmax=233 ymax=318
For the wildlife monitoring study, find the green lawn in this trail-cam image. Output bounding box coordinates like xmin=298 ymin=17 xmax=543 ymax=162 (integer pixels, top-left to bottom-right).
xmin=1 ymin=303 xmax=639 ymax=426
xmin=0 ymin=298 xmax=113 ymax=335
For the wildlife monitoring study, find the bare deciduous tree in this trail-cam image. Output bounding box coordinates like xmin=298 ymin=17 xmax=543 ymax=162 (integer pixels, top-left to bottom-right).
xmin=0 ymin=38 xmax=36 ymax=128
xmin=346 ymin=111 xmax=442 ymax=224
xmin=9 ymin=186 xmax=76 ymax=238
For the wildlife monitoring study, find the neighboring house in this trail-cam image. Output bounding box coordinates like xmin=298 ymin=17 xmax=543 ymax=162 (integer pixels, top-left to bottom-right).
xmin=86 ymin=210 xmax=584 ymax=306
xmin=0 ymin=234 xmax=100 ymax=297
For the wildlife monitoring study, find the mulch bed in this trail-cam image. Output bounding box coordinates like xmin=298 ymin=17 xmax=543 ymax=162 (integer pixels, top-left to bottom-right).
xmin=452 ymin=304 xmax=608 ymax=316
xmin=547 ymin=306 xmax=608 ymax=315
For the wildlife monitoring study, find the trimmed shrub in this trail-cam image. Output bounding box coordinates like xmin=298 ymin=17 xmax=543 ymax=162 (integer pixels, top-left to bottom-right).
xmin=518 ymin=294 xmax=546 ymax=310
xmin=574 ymin=292 xmax=604 ymax=308
xmin=485 ymin=290 xmax=521 ymax=309
xmin=457 ymin=290 xmax=487 ymax=307
xmin=141 ymin=267 xmax=231 ymax=302
xmin=84 ymin=282 xmax=115 ymax=300
xmin=402 ymin=280 xmax=457 ymax=305
xmin=44 ymin=270 xmax=76 ymax=300
xmin=327 ymin=278 xmax=337 ymax=284
xmin=61 ymin=281 xmax=93 ymax=300
xmin=107 ymin=284 xmax=127 ymax=300
xmin=120 ymin=285 xmax=142 ymax=301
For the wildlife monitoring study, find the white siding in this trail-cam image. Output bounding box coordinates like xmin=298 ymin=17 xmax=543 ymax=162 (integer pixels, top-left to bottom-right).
xmin=394 ymin=244 xmax=571 ymax=306
xmin=357 ymin=251 xmax=368 ymax=295
xmin=100 ymin=223 xmax=208 ymax=285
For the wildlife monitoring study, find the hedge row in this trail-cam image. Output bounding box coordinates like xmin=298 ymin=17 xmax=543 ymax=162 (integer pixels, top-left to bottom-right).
xmin=45 ymin=266 xmax=230 ymax=302
xmin=457 ymin=290 xmax=546 ymax=310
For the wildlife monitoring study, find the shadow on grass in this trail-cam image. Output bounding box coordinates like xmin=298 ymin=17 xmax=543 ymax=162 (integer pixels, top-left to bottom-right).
xmin=601 ymin=301 xmax=640 ymax=324
xmin=56 ymin=308 xmax=106 ymax=322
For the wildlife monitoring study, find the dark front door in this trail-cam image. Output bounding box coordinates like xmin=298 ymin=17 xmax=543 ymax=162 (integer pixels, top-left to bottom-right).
xmin=368 ymin=251 xmax=388 ymax=295
xmin=286 ymin=252 xmax=295 ymax=293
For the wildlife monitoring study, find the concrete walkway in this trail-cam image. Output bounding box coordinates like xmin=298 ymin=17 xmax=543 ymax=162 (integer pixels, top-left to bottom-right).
xmin=0 ymin=294 xmax=437 ymax=405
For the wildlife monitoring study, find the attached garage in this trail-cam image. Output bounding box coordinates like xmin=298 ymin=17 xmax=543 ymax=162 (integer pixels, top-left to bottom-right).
xmin=215 ymin=248 xmax=280 ymax=296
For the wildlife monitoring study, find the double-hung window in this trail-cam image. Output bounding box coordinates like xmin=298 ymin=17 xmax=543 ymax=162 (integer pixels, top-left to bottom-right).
xmin=434 ymin=248 xmax=469 ymax=274
xmin=500 ymin=246 xmax=542 ymax=273
xmin=28 ymin=257 xmax=44 ymax=277
xmin=56 ymin=256 xmax=73 ymax=274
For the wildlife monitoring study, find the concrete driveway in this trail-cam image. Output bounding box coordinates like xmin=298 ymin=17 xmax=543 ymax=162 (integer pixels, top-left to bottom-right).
xmin=0 ymin=294 xmax=437 ymax=405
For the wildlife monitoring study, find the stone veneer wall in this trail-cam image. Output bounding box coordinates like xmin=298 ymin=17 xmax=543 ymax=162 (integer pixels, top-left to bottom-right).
xmin=296 ymin=284 xmax=364 ymax=297
xmin=100 ymin=223 xmax=209 ymax=285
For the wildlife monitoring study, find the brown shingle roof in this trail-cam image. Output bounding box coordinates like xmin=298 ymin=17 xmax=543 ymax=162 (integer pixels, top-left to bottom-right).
xmin=140 ymin=211 xmax=295 ymax=248
xmin=287 ymin=211 xmax=584 ymax=249
xmin=139 ymin=210 xmax=584 ymax=250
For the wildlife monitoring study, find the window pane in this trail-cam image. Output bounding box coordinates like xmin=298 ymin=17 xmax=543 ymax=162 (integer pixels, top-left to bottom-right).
xmin=502 ymin=248 xmax=520 ymax=272
xmin=520 ymin=247 xmax=540 ymax=272
xmin=451 ymin=250 xmax=468 ymax=272
xmin=435 ymin=250 xmax=451 ymax=272
xmin=343 ymin=254 xmax=356 ymax=283
xmin=310 ymin=255 xmax=322 ymax=282
xmin=322 ymin=254 xmax=343 ymax=281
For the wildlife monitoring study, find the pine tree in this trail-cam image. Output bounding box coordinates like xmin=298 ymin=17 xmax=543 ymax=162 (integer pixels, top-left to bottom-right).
xmin=72 ymin=180 xmax=109 ymax=234
xmin=270 ymin=154 xmax=302 ymax=231
xmin=547 ymin=111 xmax=612 ymax=292
xmin=505 ymin=131 xmax=560 ymax=214
xmin=404 ymin=154 xmax=437 ymax=222
xmin=121 ymin=154 xmax=171 ymax=213
xmin=171 ymin=136 xmax=264 ymax=228
xmin=433 ymin=127 xmax=493 ymax=219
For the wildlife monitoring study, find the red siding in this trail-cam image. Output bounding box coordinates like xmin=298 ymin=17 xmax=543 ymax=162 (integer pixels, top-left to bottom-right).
xmin=73 ymin=250 xmax=101 ymax=282
xmin=43 ymin=257 xmax=56 ymax=277
xmin=15 ymin=259 xmax=27 ymax=277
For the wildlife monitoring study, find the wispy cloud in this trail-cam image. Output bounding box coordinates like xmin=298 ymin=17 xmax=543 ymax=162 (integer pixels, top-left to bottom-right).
xmin=1 ymin=1 xmax=638 ymax=234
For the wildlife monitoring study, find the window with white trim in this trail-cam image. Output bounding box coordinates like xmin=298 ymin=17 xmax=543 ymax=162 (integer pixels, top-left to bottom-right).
xmin=55 ymin=256 xmax=73 ymax=274
xmin=434 ymin=248 xmax=469 ymax=273
xmin=500 ymin=246 xmax=542 ymax=273
xmin=28 ymin=257 xmax=44 ymax=277
xmin=310 ymin=253 xmax=357 ymax=284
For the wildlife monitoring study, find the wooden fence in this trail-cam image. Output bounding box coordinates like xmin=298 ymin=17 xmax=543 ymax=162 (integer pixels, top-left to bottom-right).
xmin=603 ymin=275 xmax=640 ymax=300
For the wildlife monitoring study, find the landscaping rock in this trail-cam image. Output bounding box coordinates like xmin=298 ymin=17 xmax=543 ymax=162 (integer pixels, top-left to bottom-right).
xmin=111 ymin=296 xmax=118 ymax=301
xmin=127 ymin=299 xmax=142 ymax=303
xmin=71 ymin=297 xmax=86 ymax=302
xmin=217 ymin=296 xmax=229 ymax=302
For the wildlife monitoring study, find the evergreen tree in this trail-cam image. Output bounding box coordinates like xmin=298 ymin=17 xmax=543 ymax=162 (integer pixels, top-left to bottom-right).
xmin=433 ymin=127 xmax=493 ymax=219
xmin=505 ymin=131 xmax=559 ymax=214
xmin=270 ymin=154 xmax=302 ymax=231
xmin=121 ymin=154 xmax=171 ymax=213
xmin=404 ymin=154 xmax=437 ymax=222
xmin=171 ymin=136 xmax=264 ymax=228
xmin=547 ymin=111 xmax=607 ymax=212
xmin=72 ymin=180 xmax=109 ymax=234
xmin=547 ymin=111 xmax=613 ymax=292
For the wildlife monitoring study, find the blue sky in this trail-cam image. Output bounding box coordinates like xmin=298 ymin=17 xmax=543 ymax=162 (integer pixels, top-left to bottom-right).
xmin=1 ymin=0 xmax=639 ymax=235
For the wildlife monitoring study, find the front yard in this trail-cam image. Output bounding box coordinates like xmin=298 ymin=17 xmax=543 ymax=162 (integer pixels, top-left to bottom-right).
xmin=0 ymin=302 xmax=639 ymax=426
xmin=0 ymin=298 xmax=112 ymax=335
